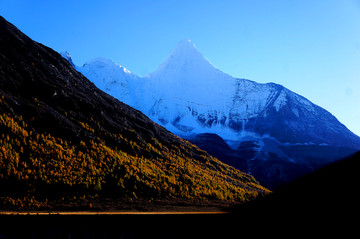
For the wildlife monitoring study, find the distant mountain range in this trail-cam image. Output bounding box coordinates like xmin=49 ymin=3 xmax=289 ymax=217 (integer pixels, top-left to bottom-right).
xmin=0 ymin=16 xmax=268 ymax=210
xmin=67 ymin=39 xmax=360 ymax=188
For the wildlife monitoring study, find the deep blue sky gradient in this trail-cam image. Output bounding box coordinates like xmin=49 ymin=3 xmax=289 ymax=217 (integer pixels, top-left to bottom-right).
xmin=1 ymin=0 xmax=360 ymax=135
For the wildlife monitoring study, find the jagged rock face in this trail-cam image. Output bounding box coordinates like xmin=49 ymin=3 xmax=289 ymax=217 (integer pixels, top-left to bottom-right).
xmin=70 ymin=39 xmax=360 ymax=188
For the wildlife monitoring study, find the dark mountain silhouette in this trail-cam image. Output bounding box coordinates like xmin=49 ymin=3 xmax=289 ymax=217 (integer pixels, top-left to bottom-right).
xmin=231 ymin=151 xmax=360 ymax=231
xmin=189 ymin=133 xmax=357 ymax=188
xmin=0 ymin=16 xmax=268 ymax=210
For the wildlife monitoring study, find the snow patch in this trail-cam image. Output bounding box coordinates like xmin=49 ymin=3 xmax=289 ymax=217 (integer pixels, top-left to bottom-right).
xmin=60 ymin=51 xmax=75 ymax=68
xmin=273 ymin=89 xmax=288 ymax=112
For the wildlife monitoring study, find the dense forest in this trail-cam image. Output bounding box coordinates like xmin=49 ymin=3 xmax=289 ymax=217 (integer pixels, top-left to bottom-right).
xmin=0 ymin=108 xmax=267 ymax=209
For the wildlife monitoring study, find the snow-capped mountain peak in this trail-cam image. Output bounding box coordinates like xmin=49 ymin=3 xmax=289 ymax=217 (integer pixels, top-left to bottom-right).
xmin=164 ymin=38 xmax=201 ymax=62
xmin=82 ymin=57 xmax=133 ymax=75
xmin=172 ymin=38 xmax=197 ymax=53
xmin=74 ymin=57 xmax=145 ymax=108
xmin=149 ymin=39 xmax=231 ymax=85
xmin=60 ymin=51 xmax=75 ymax=68
xmin=65 ymin=40 xmax=360 ymax=149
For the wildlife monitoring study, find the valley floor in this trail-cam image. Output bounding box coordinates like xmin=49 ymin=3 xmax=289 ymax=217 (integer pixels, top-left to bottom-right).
xmin=0 ymin=210 xmax=228 ymax=215
xmin=0 ymin=197 xmax=240 ymax=213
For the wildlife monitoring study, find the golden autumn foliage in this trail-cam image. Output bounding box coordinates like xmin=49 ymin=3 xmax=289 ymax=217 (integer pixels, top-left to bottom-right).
xmin=0 ymin=111 xmax=269 ymax=209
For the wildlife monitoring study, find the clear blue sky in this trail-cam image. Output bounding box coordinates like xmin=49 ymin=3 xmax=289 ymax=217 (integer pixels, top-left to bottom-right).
xmin=1 ymin=0 xmax=360 ymax=136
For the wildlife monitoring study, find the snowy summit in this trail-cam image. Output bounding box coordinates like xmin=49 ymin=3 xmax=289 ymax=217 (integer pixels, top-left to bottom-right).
xmin=64 ymin=40 xmax=360 ymax=149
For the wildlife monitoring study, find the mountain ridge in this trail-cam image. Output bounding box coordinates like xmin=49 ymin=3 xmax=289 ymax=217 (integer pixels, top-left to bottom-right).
xmin=72 ymin=38 xmax=360 ymax=188
xmin=74 ymin=40 xmax=360 ymax=148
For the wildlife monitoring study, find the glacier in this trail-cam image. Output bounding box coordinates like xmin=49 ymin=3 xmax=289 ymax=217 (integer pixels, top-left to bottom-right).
xmin=61 ymin=39 xmax=360 ymax=188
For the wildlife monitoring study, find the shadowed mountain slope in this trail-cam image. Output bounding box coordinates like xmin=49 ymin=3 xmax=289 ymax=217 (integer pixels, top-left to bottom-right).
xmin=0 ymin=16 xmax=268 ymax=210
xmin=231 ymin=151 xmax=360 ymax=228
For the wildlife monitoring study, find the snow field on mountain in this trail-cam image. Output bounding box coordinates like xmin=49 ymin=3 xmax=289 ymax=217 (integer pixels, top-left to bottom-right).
xmin=61 ymin=39 xmax=360 ymax=149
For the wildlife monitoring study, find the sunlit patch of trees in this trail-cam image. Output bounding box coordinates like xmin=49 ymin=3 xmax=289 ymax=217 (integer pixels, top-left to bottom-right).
xmin=0 ymin=111 xmax=269 ymax=209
